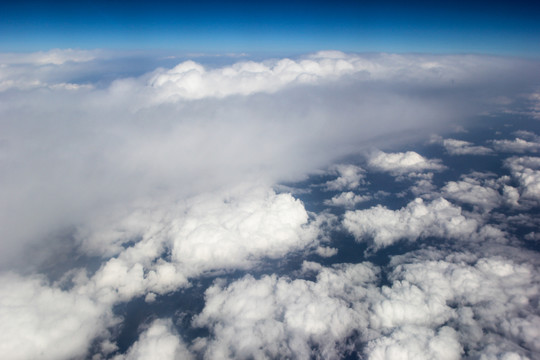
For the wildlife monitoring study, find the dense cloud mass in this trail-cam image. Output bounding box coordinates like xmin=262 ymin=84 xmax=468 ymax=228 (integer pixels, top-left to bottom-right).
xmin=1 ymin=50 xmax=540 ymax=359
xmin=0 ymin=273 xmax=116 ymax=360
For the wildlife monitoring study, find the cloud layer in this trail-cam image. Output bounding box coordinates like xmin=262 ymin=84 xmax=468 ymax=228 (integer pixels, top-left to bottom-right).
xmin=1 ymin=50 xmax=540 ymax=359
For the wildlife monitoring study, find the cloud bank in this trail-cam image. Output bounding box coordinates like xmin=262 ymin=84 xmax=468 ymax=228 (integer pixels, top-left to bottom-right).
xmin=1 ymin=50 xmax=540 ymax=359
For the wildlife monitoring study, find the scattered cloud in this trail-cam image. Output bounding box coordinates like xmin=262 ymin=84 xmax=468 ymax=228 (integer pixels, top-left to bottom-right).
xmin=193 ymin=262 xmax=379 ymax=359
xmin=442 ymin=177 xmax=503 ymax=212
xmin=324 ymin=191 xmax=371 ymax=208
xmin=492 ymin=138 xmax=540 ymax=153
xmin=324 ymin=164 xmax=366 ymax=191
xmin=343 ymin=197 xmax=484 ymax=250
xmin=366 ymin=151 xmax=446 ymax=176
xmin=505 ymin=156 xmax=540 ymax=204
xmin=193 ymin=250 xmax=540 ymax=359
xmin=113 ymin=319 xmax=193 ymax=360
xmin=441 ymin=138 xmax=493 ymax=155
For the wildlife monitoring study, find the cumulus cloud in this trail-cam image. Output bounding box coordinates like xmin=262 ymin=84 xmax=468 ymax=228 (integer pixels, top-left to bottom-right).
xmin=389 ymin=255 xmax=540 ymax=358
xmin=137 ymin=51 xmax=540 ymax=103
xmin=193 ymin=262 xmax=379 ymax=359
xmin=147 ymin=51 xmax=362 ymax=101
xmin=75 ymin=186 xmax=322 ymax=304
xmin=324 ymin=164 xmax=366 ymax=191
xmin=193 ymin=250 xmax=540 ymax=359
xmin=366 ymin=150 xmax=446 ymax=176
xmin=0 ymin=273 xmax=116 ymax=360
xmin=442 ymin=176 xmax=503 ymax=212
xmin=441 ymin=138 xmax=493 ymax=155
xmin=114 ymin=319 xmax=193 ymax=360
xmin=492 ymin=137 xmax=540 ymax=153
xmin=343 ymin=197 xmax=480 ymax=249
xmin=324 ymin=191 xmax=371 ymax=208
xmin=505 ymin=156 xmax=540 ymax=203
xmin=365 ymin=326 xmax=462 ymax=360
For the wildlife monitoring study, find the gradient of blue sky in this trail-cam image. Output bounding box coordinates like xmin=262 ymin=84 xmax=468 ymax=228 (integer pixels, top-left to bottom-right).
xmin=1 ymin=0 xmax=540 ymax=55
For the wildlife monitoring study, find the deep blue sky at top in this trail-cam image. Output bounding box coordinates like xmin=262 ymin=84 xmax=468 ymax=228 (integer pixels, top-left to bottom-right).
xmin=1 ymin=0 xmax=539 ymax=56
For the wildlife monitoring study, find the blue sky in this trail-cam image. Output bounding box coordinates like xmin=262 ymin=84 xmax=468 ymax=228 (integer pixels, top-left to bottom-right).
xmin=1 ymin=0 xmax=540 ymax=55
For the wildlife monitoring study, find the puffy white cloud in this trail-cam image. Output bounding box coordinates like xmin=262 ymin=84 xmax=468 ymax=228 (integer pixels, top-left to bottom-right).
xmin=147 ymin=51 xmax=361 ymax=101
xmin=169 ymin=187 xmax=318 ymax=274
xmin=390 ymin=256 xmax=540 ymax=357
xmin=366 ymin=151 xmax=446 ymax=176
xmin=194 ymin=250 xmax=540 ymax=359
xmin=114 ymin=319 xmax=193 ymax=360
xmin=365 ymin=326 xmax=462 ymax=360
xmin=492 ymin=138 xmax=540 ymax=153
xmin=77 ymin=186 xmax=321 ymax=304
xmin=324 ymin=191 xmax=371 ymax=208
xmin=343 ymin=197 xmax=479 ymax=249
xmin=409 ymin=178 xmax=438 ymax=197
xmin=441 ymin=138 xmax=493 ymax=155
xmin=0 ymin=273 xmax=115 ymax=360
xmin=324 ymin=164 xmax=366 ymax=191
xmin=505 ymin=156 xmax=540 ymax=203
xmin=143 ymin=51 xmax=535 ymax=103
xmin=193 ymin=262 xmax=379 ymax=359
xmin=315 ymin=246 xmax=339 ymax=257
xmin=442 ymin=177 xmax=503 ymax=212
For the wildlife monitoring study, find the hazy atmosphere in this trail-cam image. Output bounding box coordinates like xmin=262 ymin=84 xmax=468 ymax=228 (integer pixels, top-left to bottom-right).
xmin=1 ymin=1 xmax=540 ymax=359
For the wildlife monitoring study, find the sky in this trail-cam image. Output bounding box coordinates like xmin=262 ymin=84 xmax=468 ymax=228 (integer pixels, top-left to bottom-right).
xmin=1 ymin=0 xmax=540 ymax=55
xmin=2 ymin=1 xmax=540 ymax=360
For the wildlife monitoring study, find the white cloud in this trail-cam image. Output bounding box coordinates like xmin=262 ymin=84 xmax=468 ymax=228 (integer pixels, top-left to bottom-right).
xmin=366 ymin=150 xmax=446 ymax=176
xmin=410 ymin=178 xmax=438 ymax=197
xmin=147 ymin=52 xmax=360 ymax=102
xmin=0 ymin=273 xmax=116 ymax=360
xmin=168 ymin=187 xmax=318 ymax=275
xmin=492 ymin=138 xmax=540 ymax=153
xmin=505 ymin=156 xmax=540 ymax=203
xmin=390 ymin=256 xmax=540 ymax=357
xmin=114 ymin=319 xmax=193 ymax=360
xmin=324 ymin=191 xmax=371 ymax=208
xmin=143 ymin=51 xmax=522 ymax=103
xmin=76 ymin=186 xmax=321 ymax=304
xmin=3 ymin=52 xmax=536 ymax=268
xmin=365 ymin=326 xmax=462 ymax=360
xmin=441 ymin=138 xmax=493 ymax=155
xmin=193 ymin=262 xmax=379 ymax=359
xmin=324 ymin=164 xmax=366 ymax=191
xmin=315 ymin=246 xmax=339 ymax=257
xmin=442 ymin=177 xmax=502 ymax=212
xmin=2 ymin=51 xmax=540 ymax=359
xmin=194 ymin=250 xmax=540 ymax=359
xmin=343 ymin=197 xmax=479 ymax=249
